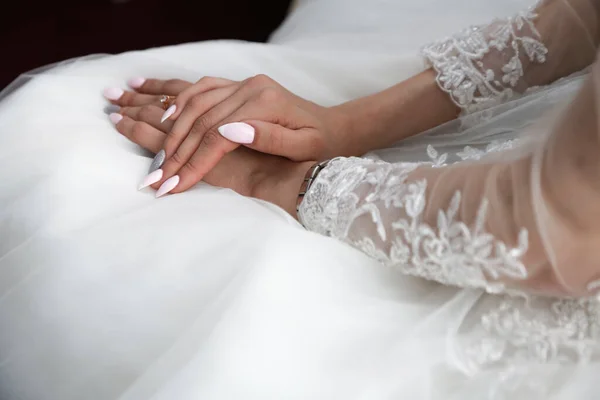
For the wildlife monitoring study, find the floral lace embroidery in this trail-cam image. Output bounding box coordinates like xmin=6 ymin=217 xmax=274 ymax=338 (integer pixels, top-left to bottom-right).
xmin=422 ymin=8 xmax=548 ymax=115
xmin=425 ymin=145 xmax=448 ymax=167
xmin=298 ymin=151 xmax=600 ymax=394
xmin=458 ymin=294 xmax=600 ymax=398
xmin=426 ymin=139 xmax=519 ymax=166
xmin=456 ymin=139 xmax=518 ymax=161
xmin=298 ymin=157 xmax=529 ymax=294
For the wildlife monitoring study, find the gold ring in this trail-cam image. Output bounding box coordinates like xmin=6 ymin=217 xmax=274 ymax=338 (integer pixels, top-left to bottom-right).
xmin=160 ymin=95 xmax=176 ymax=110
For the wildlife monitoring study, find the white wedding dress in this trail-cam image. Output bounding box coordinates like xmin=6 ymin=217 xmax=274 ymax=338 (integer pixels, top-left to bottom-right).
xmin=1 ymin=0 xmax=597 ymax=399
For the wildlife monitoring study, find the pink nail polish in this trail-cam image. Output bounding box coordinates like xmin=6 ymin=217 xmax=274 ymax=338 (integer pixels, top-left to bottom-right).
xmin=217 ymin=122 xmax=255 ymax=144
xmin=127 ymin=77 xmax=146 ymax=89
xmin=156 ymin=175 xmax=180 ymax=198
xmin=138 ymin=169 xmax=163 ymax=190
xmin=103 ymin=87 xmax=124 ymax=101
xmin=109 ymin=113 xmax=123 ymax=124
xmin=161 ymin=105 xmax=177 ymax=123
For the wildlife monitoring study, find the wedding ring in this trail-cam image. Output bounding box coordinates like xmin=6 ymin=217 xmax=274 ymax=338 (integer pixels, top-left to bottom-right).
xmin=160 ymin=95 xmax=176 ymax=110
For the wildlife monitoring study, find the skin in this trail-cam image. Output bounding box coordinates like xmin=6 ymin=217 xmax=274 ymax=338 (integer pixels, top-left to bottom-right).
xmin=109 ymin=69 xmax=461 ymax=201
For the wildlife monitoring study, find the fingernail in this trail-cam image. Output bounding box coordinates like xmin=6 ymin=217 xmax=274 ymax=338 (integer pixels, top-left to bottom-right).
xmin=104 ymin=104 xmax=120 ymax=115
xmin=138 ymin=169 xmax=163 ymax=190
xmin=109 ymin=113 xmax=123 ymax=124
xmin=161 ymin=105 xmax=176 ymax=123
xmin=217 ymin=122 xmax=255 ymax=144
xmin=149 ymin=149 xmax=166 ymax=173
xmin=103 ymin=87 xmax=124 ymax=101
xmin=127 ymin=77 xmax=146 ymax=89
xmin=156 ymin=175 xmax=180 ymax=198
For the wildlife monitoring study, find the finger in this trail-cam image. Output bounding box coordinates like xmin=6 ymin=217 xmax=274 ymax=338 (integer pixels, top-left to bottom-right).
xmin=109 ymin=90 xmax=164 ymax=107
xmin=160 ymin=85 xmax=240 ymax=160
xmin=119 ymin=105 xmax=175 ymax=133
xmin=165 ymin=77 xmax=237 ymax=121
xmin=155 ymin=94 xmax=283 ymax=194
xmin=239 ymin=120 xmax=320 ymax=161
xmin=155 ymin=86 xmax=292 ymax=194
xmin=128 ymin=78 xmax=192 ymax=96
xmin=112 ymin=115 xmax=166 ymax=154
xmin=159 ymin=133 xmax=239 ymax=195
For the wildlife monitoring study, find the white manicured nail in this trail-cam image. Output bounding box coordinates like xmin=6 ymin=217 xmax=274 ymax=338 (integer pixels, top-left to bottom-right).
xmin=156 ymin=175 xmax=180 ymax=198
xmin=161 ymin=105 xmax=176 ymax=123
xmin=217 ymin=122 xmax=255 ymax=144
xmin=109 ymin=113 xmax=123 ymax=124
xmin=138 ymin=169 xmax=163 ymax=190
xmin=127 ymin=77 xmax=146 ymax=89
xmin=103 ymin=87 xmax=124 ymax=100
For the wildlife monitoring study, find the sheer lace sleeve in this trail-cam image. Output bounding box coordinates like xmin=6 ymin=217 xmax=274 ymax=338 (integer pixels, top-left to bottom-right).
xmin=421 ymin=0 xmax=599 ymax=114
xmin=298 ymin=157 xmax=532 ymax=295
xmin=299 ymin=49 xmax=600 ymax=298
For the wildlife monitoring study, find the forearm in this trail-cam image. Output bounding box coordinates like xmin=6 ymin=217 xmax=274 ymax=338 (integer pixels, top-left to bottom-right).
xmin=295 ymin=47 xmax=600 ymax=298
xmin=329 ymin=0 xmax=600 ymax=158
xmin=331 ymin=69 xmax=460 ymax=155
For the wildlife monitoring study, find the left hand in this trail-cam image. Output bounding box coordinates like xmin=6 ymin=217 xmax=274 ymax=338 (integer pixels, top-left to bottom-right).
xmin=105 ymin=77 xmax=193 ymax=153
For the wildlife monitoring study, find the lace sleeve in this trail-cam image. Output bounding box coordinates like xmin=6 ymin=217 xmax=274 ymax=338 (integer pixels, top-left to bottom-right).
xmin=422 ymin=0 xmax=598 ymax=115
xmin=298 ymin=48 xmax=600 ymax=298
xmin=297 ymin=157 xmax=529 ymax=295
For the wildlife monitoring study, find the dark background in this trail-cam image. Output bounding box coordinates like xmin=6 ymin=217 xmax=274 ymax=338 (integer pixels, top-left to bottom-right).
xmin=0 ymin=0 xmax=293 ymax=89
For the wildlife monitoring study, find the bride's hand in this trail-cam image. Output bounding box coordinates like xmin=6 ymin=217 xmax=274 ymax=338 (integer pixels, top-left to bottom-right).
xmin=141 ymin=74 xmax=348 ymax=196
xmin=105 ymin=77 xmax=247 ymax=153
xmin=109 ymin=101 xmax=312 ymax=217
xmin=104 ymin=78 xmax=194 ymax=107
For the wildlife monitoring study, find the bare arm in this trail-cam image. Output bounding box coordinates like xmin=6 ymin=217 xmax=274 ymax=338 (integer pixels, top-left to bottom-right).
xmin=331 ymin=0 xmax=598 ymax=155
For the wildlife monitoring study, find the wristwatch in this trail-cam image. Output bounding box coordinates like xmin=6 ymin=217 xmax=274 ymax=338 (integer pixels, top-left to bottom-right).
xmin=296 ymin=158 xmax=333 ymax=216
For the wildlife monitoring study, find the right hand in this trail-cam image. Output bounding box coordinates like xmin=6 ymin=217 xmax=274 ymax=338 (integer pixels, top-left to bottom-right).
xmin=107 ymin=75 xmax=353 ymax=162
xmin=159 ymin=75 xmax=351 ymax=161
xmin=138 ymin=75 xmax=355 ymax=196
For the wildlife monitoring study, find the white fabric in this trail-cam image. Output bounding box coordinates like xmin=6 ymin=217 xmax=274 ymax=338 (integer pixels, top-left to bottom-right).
xmin=421 ymin=6 xmax=548 ymax=114
xmin=1 ymin=1 xmax=596 ymax=399
xmin=271 ymin=0 xmax=533 ymax=52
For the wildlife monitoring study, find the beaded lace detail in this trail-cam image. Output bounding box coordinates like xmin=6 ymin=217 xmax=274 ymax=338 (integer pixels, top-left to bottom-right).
xmin=422 ymin=8 xmax=548 ymax=114
xmin=298 ymin=157 xmax=529 ymax=294
xmin=297 ymin=153 xmax=600 ymax=396
xmin=426 ymin=139 xmax=519 ymax=167
xmin=458 ymin=294 xmax=600 ymax=398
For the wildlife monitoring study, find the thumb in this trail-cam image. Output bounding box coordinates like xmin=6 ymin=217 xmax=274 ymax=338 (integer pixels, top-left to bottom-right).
xmin=237 ymin=120 xmax=320 ymax=161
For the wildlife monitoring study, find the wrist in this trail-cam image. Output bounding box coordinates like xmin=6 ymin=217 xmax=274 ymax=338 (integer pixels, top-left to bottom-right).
xmin=252 ymin=160 xmax=315 ymax=220
xmin=328 ymin=98 xmax=386 ymax=156
xmin=330 ymin=70 xmax=459 ymax=155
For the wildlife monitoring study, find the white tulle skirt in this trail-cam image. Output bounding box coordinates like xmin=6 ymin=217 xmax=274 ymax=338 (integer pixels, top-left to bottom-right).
xmin=1 ymin=1 xmax=598 ymax=399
